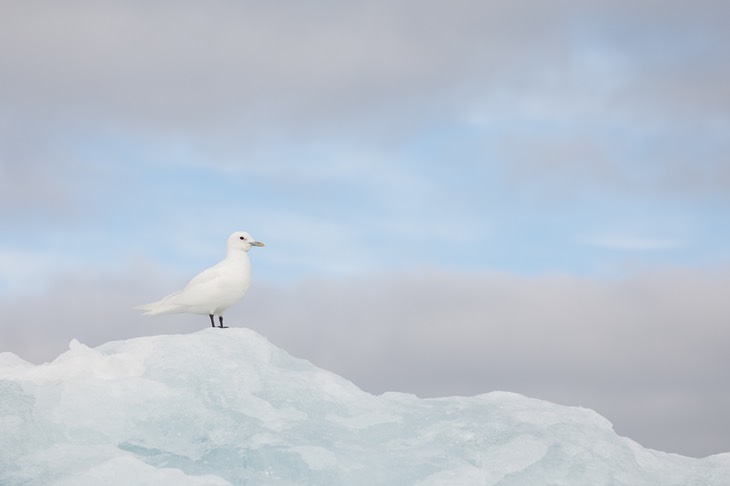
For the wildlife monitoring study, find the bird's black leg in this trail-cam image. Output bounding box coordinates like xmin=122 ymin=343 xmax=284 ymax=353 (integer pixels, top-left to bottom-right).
xmin=218 ymin=315 xmax=228 ymax=329
xmin=209 ymin=314 xmax=215 ymax=328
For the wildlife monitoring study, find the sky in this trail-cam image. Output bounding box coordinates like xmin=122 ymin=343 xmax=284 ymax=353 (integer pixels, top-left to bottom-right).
xmin=1 ymin=0 xmax=729 ymax=458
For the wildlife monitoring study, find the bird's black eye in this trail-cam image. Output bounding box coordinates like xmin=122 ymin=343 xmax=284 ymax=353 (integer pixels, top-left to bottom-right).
xmin=240 ymin=236 xmax=245 ymax=240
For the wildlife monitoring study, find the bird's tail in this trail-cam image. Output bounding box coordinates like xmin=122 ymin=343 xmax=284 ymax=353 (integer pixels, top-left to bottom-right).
xmin=135 ymin=291 xmax=184 ymax=316
xmin=134 ymin=301 xmax=162 ymax=316
xmin=135 ymin=299 xmax=180 ymax=316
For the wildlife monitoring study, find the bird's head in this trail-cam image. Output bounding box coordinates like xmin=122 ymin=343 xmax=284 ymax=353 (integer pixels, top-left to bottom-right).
xmin=227 ymin=231 xmax=265 ymax=253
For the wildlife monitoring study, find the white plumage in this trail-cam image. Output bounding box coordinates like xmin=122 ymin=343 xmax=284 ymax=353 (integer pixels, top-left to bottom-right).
xmin=136 ymin=231 xmax=264 ymax=328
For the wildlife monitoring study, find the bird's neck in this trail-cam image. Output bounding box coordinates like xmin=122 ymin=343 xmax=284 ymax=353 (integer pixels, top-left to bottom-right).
xmin=225 ymin=250 xmax=251 ymax=263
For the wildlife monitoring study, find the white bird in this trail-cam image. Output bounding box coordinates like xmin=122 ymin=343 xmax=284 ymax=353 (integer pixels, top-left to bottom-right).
xmin=136 ymin=231 xmax=265 ymax=328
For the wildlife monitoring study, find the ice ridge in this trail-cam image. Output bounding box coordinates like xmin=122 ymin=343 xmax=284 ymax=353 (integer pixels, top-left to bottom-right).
xmin=1 ymin=328 xmax=729 ymax=485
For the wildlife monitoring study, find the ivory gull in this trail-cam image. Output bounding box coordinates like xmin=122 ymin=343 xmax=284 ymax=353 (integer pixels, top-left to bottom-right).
xmin=137 ymin=231 xmax=264 ymax=328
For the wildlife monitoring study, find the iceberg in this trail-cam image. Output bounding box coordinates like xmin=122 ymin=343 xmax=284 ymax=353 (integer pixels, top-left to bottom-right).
xmin=1 ymin=329 xmax=728 ymax=485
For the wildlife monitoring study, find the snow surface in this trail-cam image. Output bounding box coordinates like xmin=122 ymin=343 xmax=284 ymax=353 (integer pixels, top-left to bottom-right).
xmin=1 ymin=328 xmax=728 ymax=486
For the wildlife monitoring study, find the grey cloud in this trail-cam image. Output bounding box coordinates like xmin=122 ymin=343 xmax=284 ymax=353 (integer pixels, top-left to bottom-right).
xmin=0 ymin=126 xmax=78 ymax=218
xmin=3 ymin=265 xmax=728 ymax=457
xmin=1 ymin=0 xmax=729 ymax=204
xmin=2 ymin=1 xmax=728 ymax=133
xmin=239 ymin=268 xmax=730 ymax=457
xmin=0 ymin=264 xmax=202 ymax=363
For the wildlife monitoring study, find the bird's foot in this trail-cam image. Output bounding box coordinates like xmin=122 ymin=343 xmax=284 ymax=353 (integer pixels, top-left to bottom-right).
xmin=217 ymin=324 xmax=229 ymax=329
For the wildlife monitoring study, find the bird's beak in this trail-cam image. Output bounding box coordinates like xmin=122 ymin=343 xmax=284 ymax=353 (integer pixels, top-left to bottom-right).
xmin=251 ymin=241 xmax=265 ymax=247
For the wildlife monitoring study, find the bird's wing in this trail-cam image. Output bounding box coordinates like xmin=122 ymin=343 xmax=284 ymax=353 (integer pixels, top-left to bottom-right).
xmin=167 ymin=261 xmax=234 ymax=307
xmin=184 ymin=262 xmax=225 ymax=289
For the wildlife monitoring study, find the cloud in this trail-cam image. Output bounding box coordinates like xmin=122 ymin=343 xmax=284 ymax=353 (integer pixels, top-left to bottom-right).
xmin=0 ymin=134 xmax=80 ymax=219
xmin=1 ymin=0 xmax=728 ymax=209
xmin=0 ymin=263 xmax=202 ymax=363
xmin=3 ymin=1 xmax=728 ymax=132
xmin=260 ymin=268 xmax=730 ymax=457
xmin=3 ymin=264 xmax=728 ymax=457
